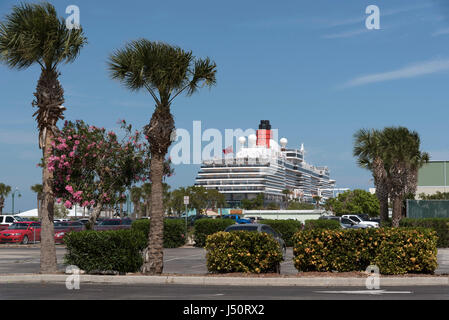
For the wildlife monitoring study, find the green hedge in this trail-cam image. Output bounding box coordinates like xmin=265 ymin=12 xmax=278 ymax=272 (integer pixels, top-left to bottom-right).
xmin=131 ymin=219 xmax=186 ymax=248
xmin=400 ymin=218 xmax=449 ymax=248
xmin=304 ymin=219 xmax=341 ymax=230
xmin=64 ymin=229 xmax=147 ymax=273
xmin=205 ymin=231 xmax=283 ymax=273
xmin=261 ymin=220 xmax=303 ymax=247
xmin=292 ymin=228 xmax=438 ymax=275
xmin=193 ymin=219 xmax=235 ymax=247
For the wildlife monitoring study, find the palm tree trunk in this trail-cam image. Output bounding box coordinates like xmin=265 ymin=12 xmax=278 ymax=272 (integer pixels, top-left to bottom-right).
xmin=376 ymin=184 xmax=389 ymax=222
xmin=142 ymin=153 xmax=165 ymax=274
xmin=0 ymin=197 xmax=4 ymax=215
xmin=40 ymin=131 xmax=57 ymax=273
xmin=392 ymin=197 xmax=402 ymax=227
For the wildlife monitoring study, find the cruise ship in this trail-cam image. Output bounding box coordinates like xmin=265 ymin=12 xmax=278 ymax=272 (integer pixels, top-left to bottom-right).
xmin=194 ymin=120 xmax=336 ymax=207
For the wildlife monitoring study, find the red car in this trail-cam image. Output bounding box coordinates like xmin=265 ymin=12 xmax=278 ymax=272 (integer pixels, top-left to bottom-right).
xmin=54 ymin=221 xmax=85 ymax=244
xmin=0 ymin=222 xmax=41 ymax=244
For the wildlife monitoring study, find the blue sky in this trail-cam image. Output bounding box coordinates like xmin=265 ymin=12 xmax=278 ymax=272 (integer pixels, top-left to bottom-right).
xmin=1 ymin=0 xmax=449 ymax=212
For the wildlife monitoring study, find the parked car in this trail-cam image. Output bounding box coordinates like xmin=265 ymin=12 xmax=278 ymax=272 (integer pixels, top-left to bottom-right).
xmin=319 ymin=215 xmax=341 ymax=221
xmin=342 ymin=215 xmax=379 ymax=228
xmin=222 ymin=214 xmax=252 ymax=224
xmin=358 ymin=214 xmax=381 ymax=224
xmin=54 ymin=221 xmax=85 ymax=243
xmin=340 ymin=217 xmax=367 ymax=229
xmin=187 ymin=215 xmax=211 ymax=226
xmin=224 ymin=223 xmax=287 ymax=259
xmin=0 ymin=222 xmax=41 ymax=244
xmin=93 ymin=218 xmax=133 ymax=231
xmin=0 ymin=215 xmax=19 ymax=231
xmin=76 ymin=219 xmax=90 ymax=225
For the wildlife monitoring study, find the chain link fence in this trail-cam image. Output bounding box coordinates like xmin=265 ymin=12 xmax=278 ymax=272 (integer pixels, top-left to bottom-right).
xmin=407 ymin=200 xmax=449 ymax=218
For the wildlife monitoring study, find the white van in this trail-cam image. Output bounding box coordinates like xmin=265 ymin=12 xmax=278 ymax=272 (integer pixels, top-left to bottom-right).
xmin=0 ymin=215 xmax=18 ymax=230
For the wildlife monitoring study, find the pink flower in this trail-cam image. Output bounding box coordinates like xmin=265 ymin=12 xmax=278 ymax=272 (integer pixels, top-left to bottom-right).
xmin=82 ymin=201 xmax=90 ymax=207
xmin=65 ymin=185 xmax=74 ymax=193
xmin=64 ymin=200 xmax=72 ymax=209
xmin=69 ymin=151 xmax=75 ymax=157
xmin=75 ymin=140 xmax=80 ymax=145
xmin=57 ymin=198 xmax=62 ymax=204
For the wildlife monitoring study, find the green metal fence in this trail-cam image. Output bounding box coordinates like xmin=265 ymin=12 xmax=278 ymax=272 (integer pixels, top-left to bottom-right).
xmin=407 ymin=200 xmax=449 ymax=218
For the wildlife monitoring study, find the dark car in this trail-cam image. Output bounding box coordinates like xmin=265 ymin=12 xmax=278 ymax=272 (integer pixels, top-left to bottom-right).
xmin=187 ymin=215 xmax=211 ymax=226
xmin=319 ymin=215 xmax=341 ymax=221
xmin=76 ymin=219 xmax=90 ymax=225
xmin=224 ymin=223 xmax=287 ymax=259
xmin=93 ymin=218 xmax=132 ymax=231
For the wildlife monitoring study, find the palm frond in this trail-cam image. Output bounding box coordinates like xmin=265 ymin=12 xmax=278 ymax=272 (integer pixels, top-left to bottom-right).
xmin=0 ymin=2 xmax=87 ymax=71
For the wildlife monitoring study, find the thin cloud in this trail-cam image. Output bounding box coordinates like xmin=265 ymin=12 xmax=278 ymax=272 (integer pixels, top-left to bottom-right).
xmin=322 ymin=28 xmax=370 ymax=39
xmin=325 ymin=3 xmax=433 ymax=28
xmin=340 ymin=58 xmax=449 ymax=89
xmin=432 ymin=27 xmax=449 ymax=36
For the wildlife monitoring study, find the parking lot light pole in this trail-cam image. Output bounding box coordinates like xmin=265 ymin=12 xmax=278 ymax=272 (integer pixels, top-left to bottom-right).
xmin=11 ymin=188 xmax=21 ymax=214
xmin=184 ymin=196 xmax=189 ymax=239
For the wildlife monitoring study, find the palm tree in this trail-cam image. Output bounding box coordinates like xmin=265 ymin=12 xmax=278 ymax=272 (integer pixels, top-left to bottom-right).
xmin=0 ymin=183 xmax=12 ymax=215
xmin=130 ymin=186 xmax=143 ymax=219
xmin=381 ymin=127 xmax=429 ymax=227
xmin=281 ymin=189 xmax=292 ymax=209
xmin=0 ymin=2 xmax=87 ymax=273
xmin=30 ymin=184 xmax=44 ymax=217
xmin=141 ymin=183 xmax=152 ymax=218
xmin=108 ymin=39 xmax=216 ymax=274
xmin=312 ymin=195 xmax=322 ymax=209
xmin=353 ymin=129 xmax=389 ymax=222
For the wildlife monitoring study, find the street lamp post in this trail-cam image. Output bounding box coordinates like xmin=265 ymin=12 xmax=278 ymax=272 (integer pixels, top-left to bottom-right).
xmin=11 ymin=188 xmax=21 ymax=214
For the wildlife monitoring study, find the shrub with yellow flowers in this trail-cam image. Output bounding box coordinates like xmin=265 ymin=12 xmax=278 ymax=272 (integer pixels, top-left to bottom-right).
xmin=205 ymin=231 xmax=283 ymax=273
xmin=292 ymin=228 xmax=438 ymax=275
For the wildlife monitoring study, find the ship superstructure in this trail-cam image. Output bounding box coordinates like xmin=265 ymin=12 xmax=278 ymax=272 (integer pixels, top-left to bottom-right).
xmin=195 ymin=120 xmax=336 ymax=207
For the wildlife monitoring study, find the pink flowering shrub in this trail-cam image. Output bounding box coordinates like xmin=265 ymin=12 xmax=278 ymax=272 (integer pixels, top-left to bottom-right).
xmin=46 ymin=120 xmax=156 ymax=209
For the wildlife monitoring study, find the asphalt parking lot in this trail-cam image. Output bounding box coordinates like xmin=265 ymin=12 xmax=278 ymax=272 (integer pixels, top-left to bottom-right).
xmin=0 ymin=246 xmax=447 ymax=275
xmin=0 ymin=246 xmax=297 ymax=275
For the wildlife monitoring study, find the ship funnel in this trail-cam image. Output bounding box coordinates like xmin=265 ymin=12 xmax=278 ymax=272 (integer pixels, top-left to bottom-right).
xmin=256 ymin=120 xmax=272 ymax=148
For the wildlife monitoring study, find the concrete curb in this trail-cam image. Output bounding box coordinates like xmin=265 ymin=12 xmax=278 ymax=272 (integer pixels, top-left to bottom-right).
xmin=0 ymin=274 xmax=447 ymax=287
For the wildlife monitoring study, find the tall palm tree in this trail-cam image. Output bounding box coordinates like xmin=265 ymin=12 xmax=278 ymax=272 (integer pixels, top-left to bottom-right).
xmin=0 ymin=183 xmax=12 ymax=215
xmin=30 ymin=184 xmax=44 ymax=217
xmin=281 ymin=189 xmax=292 ymax=209
xmin=381 ymin=127 xmax=429 ymax=227
xmin=353 ymin=129 xmax=389 ymax=222
xmin=108 ymin=39 xmax=216 ymax=274
xmin=130 ymin=186 xmax=143 ymax=219
xmin=0 ymin=2 xmax=87 ymax=273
